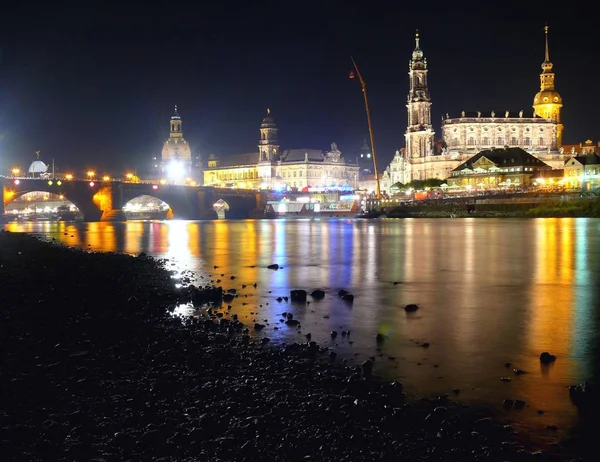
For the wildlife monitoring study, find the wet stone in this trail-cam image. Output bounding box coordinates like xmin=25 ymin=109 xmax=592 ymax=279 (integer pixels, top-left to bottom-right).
xmin=0 ymin=231 xmax=584 ymax=462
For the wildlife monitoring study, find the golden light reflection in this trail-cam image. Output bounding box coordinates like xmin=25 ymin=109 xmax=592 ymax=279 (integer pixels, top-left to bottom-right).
xmin=518 ymin=218 xmax=576 ymax=412
xmin=123 ymin=221 xmax=144 ymax=255
xmin=85 ymin=222 xmax=117 ymax=252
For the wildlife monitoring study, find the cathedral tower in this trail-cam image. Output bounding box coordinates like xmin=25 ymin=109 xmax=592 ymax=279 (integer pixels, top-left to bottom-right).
xmin=170 ymin=105 xmax=183 ymax=136
xmin=161 ymin=105 xmax=192 ymax=178
xmin=405 ymin=31 xmax=435 ymax=167
xmin=258 ymin=109 xmax=280 ymax=162
xmin=533 ymin=25 xmax=563 ymax=147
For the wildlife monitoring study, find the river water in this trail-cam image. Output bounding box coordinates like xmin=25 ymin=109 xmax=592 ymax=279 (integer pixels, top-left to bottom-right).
xmin=6 ymin=217 xmax=600 ymax=444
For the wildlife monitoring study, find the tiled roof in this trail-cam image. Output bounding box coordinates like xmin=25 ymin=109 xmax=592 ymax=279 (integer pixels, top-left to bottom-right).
xmin=214 ymin=152 xmax=258 ymax=167
xmin=280 ymin=149 xmax=324 ymax=162
xmin=453 ymin=147 xmax=551 ymax=172
xmin=567 ymin=153 xmax=600 ymax=166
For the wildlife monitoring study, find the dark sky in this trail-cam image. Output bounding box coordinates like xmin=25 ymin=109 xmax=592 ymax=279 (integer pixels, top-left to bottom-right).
xmin=0 ymin=1 xmax=598 ymax=175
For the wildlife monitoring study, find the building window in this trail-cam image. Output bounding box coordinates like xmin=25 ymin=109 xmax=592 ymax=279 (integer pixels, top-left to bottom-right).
xmin=483 ymin=137 xmax=490 ymax=145
xmin=511 ymin=137 xmax=518 ymax=145
xmin=497 ymin=137 xmax=504 ymax=145
xmin=538 ymin=137 xmax=545 ymax=146
xmin=468 ymin=137 xmax=475 ymax=146
xmin=524 ymin=137 xmax=531 ymax=146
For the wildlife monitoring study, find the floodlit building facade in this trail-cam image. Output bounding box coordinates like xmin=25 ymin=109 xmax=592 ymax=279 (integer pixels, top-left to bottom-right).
xmin=392 ymin=26 xmax=570 ymax=184
xmin=203 ymin=110 xmax=359 ymax=191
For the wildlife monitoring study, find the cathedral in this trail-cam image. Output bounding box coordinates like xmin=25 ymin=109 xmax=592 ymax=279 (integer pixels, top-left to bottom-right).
xmin=151 ymin=106 xmax=202 ymax=183
xmin=203 ymin=110 xmax=359 ymax=191
xmin=388 ymin=27 xmax=569 ymax=184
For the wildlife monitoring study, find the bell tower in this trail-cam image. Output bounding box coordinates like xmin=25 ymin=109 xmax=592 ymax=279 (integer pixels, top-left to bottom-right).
xmin=533 ymin=25 xmax=563 ymax=147
xmin=404 ymin=31 xmax=435 ymax=172
xmin=258 ymin=108 xmax=279 ymax=162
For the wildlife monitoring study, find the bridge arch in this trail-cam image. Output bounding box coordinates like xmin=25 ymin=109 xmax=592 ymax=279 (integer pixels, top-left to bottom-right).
xmin=201 ymin=188 xmax=263 ymax=219
xmin=2 ymin=181 xmax=103 ymax=221
xmin=4 ymin=190 xmax=82 ymax=220
xmin=122 ymin=194 xmax=173 ymax=220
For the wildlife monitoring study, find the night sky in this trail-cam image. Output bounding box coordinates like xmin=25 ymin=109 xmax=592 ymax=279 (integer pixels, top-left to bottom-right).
xmin=0 ymin=2 xmax=598 ymax=176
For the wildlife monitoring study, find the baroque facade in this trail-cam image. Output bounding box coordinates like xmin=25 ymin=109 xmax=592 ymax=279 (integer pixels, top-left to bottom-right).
xmin=393 ymin=26 xmax=569 ymax=184
xmin=203 ymin=111 xmax=359 ymax=191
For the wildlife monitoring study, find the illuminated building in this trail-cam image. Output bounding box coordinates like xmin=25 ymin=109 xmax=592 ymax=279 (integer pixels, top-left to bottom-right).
xmin=203 ymin=110 xmax=359 ymax=191
xmin=446 ymin=147 xmax=552 ymax=189
xmin=394 ymin=27 xmax=571 ymax=184
xmin=152 ymin=106 xmax=202 ymax=183
xmin=563 ymin=153 xmax=600 ymax=190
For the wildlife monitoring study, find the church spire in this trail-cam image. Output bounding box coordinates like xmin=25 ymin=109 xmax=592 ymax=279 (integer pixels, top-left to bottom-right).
xmin=533 ymin=24 xmax=563 ymax=147
xmin=541 ymin=24 xmax=553 ymax=73
xmin=411 ymin=30 xmax=424 ymax=63
xmin=405 ymin=30 xmax=434 ymax=174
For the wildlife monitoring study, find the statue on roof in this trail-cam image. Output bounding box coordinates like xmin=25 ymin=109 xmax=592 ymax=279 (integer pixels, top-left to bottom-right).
xmin=461 ymin=111 xmax=465 ymax=117
xmin=519 ymin=110 xmax=523 ymax=118
xmin=331 ymin=142 xmax=339 ymax=152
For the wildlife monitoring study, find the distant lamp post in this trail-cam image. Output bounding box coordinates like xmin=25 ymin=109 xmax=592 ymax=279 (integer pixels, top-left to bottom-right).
xmin=126 ymin=173 xmax=134 ymax=181
xmin=102 ymin=175 xmax=111 ymax=182
xmin=11 ymin=167 xmax=20 ymax=177
xmin=65 ymin=173 xmax=74 ymax=180
xmin=87 ymin=170 xmax=95 ymax=180
xmin=350 ymin=56 xmax=381 ymax=200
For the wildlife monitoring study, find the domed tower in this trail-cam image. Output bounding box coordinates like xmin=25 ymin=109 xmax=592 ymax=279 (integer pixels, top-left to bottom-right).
xmin=258 ymin=109 xmax=279 ymax=162
xmin=161 ymin=105 xmax=192 ymax=178
xmin=533 ymin=25 xmax=563 ymax=147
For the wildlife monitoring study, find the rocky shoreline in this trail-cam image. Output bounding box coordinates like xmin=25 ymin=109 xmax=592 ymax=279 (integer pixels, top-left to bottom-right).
xmin=0 ymin=230 xmax=590 ymax=461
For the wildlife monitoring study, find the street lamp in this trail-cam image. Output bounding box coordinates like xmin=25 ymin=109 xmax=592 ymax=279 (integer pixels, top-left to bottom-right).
xmin=87 ymin=170 xmax=95 ymax=180
xmin=350 ymin=56 xmax=381 ymax=200
xmin=11 ymin=167 xmax=20 ymax=177
xmin=65 ymin=173 xmax=74 ymax=180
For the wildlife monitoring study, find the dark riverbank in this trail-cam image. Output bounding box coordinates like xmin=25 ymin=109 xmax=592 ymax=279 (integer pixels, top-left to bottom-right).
xmin=382 ymin=196 xmax=600 ymax=219
xmin=0 ymin=231 xmax=591 ymax=461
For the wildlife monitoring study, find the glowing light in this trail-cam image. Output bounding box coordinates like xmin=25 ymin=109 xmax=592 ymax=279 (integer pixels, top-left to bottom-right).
xmin=102 ymin=175 xmax=111 ymax=181
xmin=57 ymin=180 xmax=62 ymax=186
xmin=47 ymin=180 xmax=53 ymax=185
xmin=166 ymin=160 xmax=185 ymax=179
xmin=11 ymin=168 xmax=20 ymax=176
xmin=126 ymin=173 xmax=134 ymax=179
xmin=87 ymin=170 xmax=95 ymax=179
xmin=65 ymin=174 xmax=73 ymax=180
xmin=14 ymin=179 xmax=20 ymax=185
xmin=89 ymin=181 xmax=95 ymax=187
xmin=59 ymin=194 xmax=64 ymax=199
xmin=159 ymin=179 xmax=167 ymax=185
xmin=152 ymin=185 xmax=159 ymax=190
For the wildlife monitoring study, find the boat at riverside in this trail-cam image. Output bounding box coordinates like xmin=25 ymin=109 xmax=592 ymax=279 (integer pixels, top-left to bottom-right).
xmin=264 ymin=191 xmax=361 ymax=218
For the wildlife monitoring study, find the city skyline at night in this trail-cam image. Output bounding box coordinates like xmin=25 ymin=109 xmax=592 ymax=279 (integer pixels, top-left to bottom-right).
xmin=1 ymin=2 xmax=598 ymax=175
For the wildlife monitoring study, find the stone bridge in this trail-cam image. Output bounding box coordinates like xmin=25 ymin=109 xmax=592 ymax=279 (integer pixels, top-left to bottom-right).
xmin=1 ymin=178 xmax=267 ymax=221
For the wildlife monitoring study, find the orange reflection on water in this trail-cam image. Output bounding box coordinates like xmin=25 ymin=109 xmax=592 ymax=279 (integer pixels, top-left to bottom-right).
xmin=123 ymin=221 xmax=144 ymax=255
xmin=521 ymin=218 xmax=576 ymax=412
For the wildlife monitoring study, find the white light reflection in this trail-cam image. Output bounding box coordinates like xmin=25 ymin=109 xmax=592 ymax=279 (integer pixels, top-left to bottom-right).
xmin=166 ymin=221 xmax=193 ymax=279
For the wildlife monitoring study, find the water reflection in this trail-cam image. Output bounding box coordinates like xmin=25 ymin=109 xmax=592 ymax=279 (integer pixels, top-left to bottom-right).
xmin=6 ymin=217 xmax=600 ymax=435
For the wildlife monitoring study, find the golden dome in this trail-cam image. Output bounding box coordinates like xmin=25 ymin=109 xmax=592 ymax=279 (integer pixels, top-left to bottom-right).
xmin=533 ymin=89 xmax=562 ymax=106
xmin=162 ymin=137 xmax=191 ymax=160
